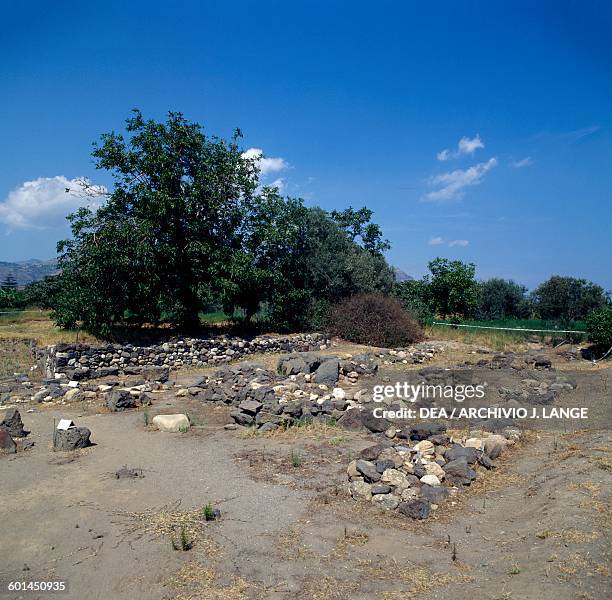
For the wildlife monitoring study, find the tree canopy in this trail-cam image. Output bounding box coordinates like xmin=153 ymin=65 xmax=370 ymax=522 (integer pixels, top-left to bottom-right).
xmin=53 ymin=110 xmax=393 ymax=334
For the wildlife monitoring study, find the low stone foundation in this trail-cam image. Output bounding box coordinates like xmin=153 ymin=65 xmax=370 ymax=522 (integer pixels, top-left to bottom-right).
xmin=37 ymin=333 xmax=330 ymax=380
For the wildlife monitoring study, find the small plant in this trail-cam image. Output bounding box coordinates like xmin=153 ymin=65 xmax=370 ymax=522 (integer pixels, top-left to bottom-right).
xmin=201 ymin=503 xmax=220 ymax=521
xmin=180 ymin=527 xmax=192 ymax=550
xmin=170 ymin=527 xmax=192 ymax=551
xmin=178 ymin=424 xmax=189 ymax=433
xmin=508 ymin=563 xmax=521 ymax=575
xmin=143 ymin=408 xmax=150 ymax=426
xmin=290 ymin=448 xmax=302 ymax=468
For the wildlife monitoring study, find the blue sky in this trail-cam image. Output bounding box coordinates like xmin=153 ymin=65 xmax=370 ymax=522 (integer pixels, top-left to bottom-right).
xmin=1 ymin=0 xmax=610 ymax=289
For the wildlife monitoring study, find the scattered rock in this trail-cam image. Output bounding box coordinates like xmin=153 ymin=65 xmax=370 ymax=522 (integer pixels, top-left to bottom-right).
xmin=397 ymin=499 xmax=431 ymax=520
xmin=106 ymin=390 xmax=139 ymax=412
xmin=54 ymin=427 xmax=92 ymax=451
xmin=0 ymin=408 xmax=27 ymax=437
xmin=0 ymin=427 xmax=17 ymax=454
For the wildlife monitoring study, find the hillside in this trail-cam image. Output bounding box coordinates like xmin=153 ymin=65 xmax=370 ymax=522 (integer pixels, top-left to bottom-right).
xmin=0 ymin=259 xmax=58 ymax=286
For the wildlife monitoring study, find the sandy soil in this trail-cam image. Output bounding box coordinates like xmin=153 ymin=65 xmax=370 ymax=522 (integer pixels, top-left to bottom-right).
xmin=1 ymin=346 xmax=610 ymax=600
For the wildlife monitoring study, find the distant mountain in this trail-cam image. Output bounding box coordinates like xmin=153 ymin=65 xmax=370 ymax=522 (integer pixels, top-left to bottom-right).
xmin=392 ymin=266 xmax=414 ymax=282
xmin=0 ymin=259 xmax=59 ymax=286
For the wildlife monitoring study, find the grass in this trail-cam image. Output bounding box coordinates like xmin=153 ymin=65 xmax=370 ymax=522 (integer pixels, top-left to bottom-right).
xmin=0 ymin=338 xmax=35 ymax=377
xmin=290 ymin=448 xmax=303 ymax=467
xmin=166 ymin=562 xmax=250 ymax=600
xmin=0 ymin=311 xmax=99 ymax=345
xmin=240 ymin=418 xmax=341 ymax=440
xmin=425 ymin=317 xmax=588 ymax=351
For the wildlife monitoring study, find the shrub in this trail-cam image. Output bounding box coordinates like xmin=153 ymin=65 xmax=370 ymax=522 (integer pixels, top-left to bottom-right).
xmin=328 ymin=294 xmax=423 ymax=347
xmin=585 ymin=306 xmax=612 ymax=347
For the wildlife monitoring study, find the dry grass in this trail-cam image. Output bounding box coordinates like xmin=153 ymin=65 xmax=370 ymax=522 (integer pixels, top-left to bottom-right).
xmin=239 ymin=419 xmax=343 ymax=441
xmin=537 ymin=529 xmax=602 ymax=543
xmin=0 ymin=312 xmax=99 ymax=346
xmin=362 ymin=557 xmax=472 ymax=597
xmin=569 ymin=481 xmax=602 ymax=497
xmin=109 ymin=500 xmax=219 ymax=552
xmin=0 ymin=338 xmax=35 ymax=376
xmin=332 ymin=529 xmax=369 ymax=558
xmin=424 ymin=325 xmax=532 ymax=352
xmin=166 ymin=562 xmax=251 ymax=600
xmin=275 ymin=525 xmax=317 ymax=560
xmin=297 ymin=576 xmax=359 ymax=600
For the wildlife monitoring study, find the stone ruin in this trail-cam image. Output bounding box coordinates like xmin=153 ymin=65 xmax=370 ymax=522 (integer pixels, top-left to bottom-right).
xmin=347 ymin=421 xmax=521 ymax=520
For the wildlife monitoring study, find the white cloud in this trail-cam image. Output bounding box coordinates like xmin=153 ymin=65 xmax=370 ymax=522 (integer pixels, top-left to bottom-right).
xmin=458 ymin=135 xmax=484 ymax=155
xmin=511 ymin=156 xmax=533 ymax=168
xmin=0 ymin=176 xmax=106 ymax=230
xmin=241 ymin=147 xmax=288 ymax=176
xmin=437 ymin=134 xmax=484 ymax=161
xmin=270 ymin=178 xmax=285 ymax=193
xmin=425 ymin=157 xmax=497 ymax=201
xmin=428 ymin=236 xmax=444 ymax=245
xmin=448 ymin=239 xmax=469 ymax=247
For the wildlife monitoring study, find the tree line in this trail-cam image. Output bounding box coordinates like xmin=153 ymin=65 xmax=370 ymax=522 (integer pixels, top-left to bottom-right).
xmin=1 ymin=110 xmax=610 ymax=344
xmin=394 ymin=260 xmax=609 ymax=326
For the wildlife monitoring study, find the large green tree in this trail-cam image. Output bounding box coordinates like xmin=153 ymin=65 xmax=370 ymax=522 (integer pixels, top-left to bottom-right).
xmin=427 ymin=258 xmax=479 ymax=318
xmin=477 ymin=278 xmax=531 ymax=320
xmin=54 ymin=110 xmax=394 ymax=335
xmin=55 ymin=110 xmax=257 ymax=333
xmin=531 ymin=276 xmax=607 ymax=324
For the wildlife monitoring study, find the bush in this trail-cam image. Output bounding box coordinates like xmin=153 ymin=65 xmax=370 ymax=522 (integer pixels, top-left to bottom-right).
xmin=327 ymin=294 xmax=423 ymax=347
xmin=585 ymin=306 xmax=612 ymax=347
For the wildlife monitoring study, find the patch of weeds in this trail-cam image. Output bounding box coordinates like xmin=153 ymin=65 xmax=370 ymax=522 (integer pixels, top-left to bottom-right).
xmin=143 ymin=408 xmax=151 ymax=426
xmin=290 ymin=448 xmax=303 ymax=468
xmin=171 ymin=527 xmax=193 ymax=551
xmin=166 ymin=561 xmax=250 ymax=600
xmin=238 ymin=425 xmax=259 ymax=438
xmin=333 ymin=528 xmax=369 ymax=557
xmin=298 ymin=575 xmax=359 ymax=600
xmin=589 ymin=455 xmax=612 ymax=472
xmin=178 ymin=424 xmax=190 ymax=433
xmin=110 ymin=500 xmax=218 ymax=553
xmin=507 ymin=563 xmax=521 ymax=575
xmin=569 ymin=481 xmax=602 ymax=496
xmin=201 ymin=503 xmax=220 ymax=521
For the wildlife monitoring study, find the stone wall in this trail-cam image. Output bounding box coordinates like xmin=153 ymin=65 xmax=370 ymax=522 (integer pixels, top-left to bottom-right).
xmin=37 ymin=333 xmax=330 ymax=380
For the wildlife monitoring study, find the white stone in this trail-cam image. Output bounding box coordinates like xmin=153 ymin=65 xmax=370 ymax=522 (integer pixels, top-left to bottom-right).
xmin=332 ymin=387 xmax=346 ymax=400
xmin=175 ymin=388 xmax=188 ymax=397
xmin=68 ymin=380 xmax=79 ymax=388
xmin=380 ymin=468 xmax=411 ymax=489
xmin=464 ymin=438 xmax=484 ymax=450
xmin=424 ymin=462 xmax=445 ymax=480
xmin=413 ymin=440 xmax=434 ymax=454
xmin=63 ymin=388 xmax=81 ymax=402
xmin=152 ymin=414 xmax=190 ymax=433
xmin=371 ymin=494 xmax=400 ymax=510
xmin=420 ymin=474 xmax=441 ymax=486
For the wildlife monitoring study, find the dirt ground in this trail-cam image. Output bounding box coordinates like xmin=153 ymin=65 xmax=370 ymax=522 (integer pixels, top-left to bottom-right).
xmin=1 ymin=343 xmax=610 ymax=600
